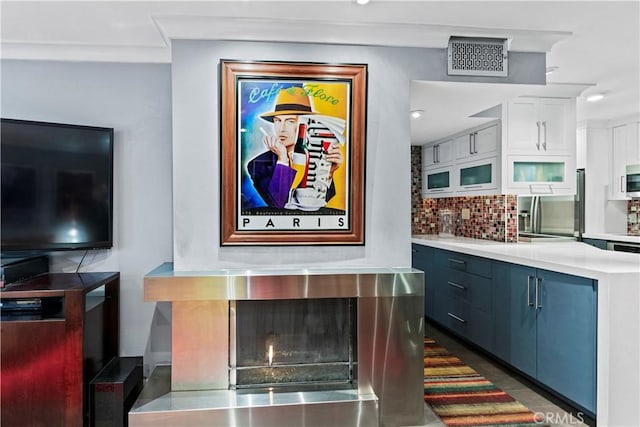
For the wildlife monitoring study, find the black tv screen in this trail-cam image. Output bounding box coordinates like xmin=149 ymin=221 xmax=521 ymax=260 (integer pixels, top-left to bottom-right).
xmin=1 ymin=118 xmax=114 ymax=252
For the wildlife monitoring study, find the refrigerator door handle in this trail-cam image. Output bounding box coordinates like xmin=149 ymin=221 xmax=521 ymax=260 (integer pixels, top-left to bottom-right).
xmin=530 ymin=196 xmax=541 ymax=234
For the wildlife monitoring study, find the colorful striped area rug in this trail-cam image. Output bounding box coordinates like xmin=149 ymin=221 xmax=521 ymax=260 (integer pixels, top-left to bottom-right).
xmin=424 ymin=337 xmax=547 ymax=427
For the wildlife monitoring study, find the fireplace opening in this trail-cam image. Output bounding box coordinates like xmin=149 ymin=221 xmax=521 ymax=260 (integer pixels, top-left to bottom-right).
xmin=230 ymin=298 xmax=357 ymax=390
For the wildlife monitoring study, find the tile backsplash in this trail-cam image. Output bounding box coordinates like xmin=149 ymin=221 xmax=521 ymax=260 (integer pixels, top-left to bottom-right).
xmin=412 ymin=149 xmax=640 ymax=239
xmin=629 ymin=199 xmax=640 ymax=235
xmin=411 ymin=146 xmax=518 ymax=242
xmin=413 ymin=195 xmax=518 ymax=242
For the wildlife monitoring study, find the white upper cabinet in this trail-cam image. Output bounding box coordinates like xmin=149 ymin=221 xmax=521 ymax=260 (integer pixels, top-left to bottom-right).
xmin=502 ymin=97 xmax=576 ymax=195
xmin=422 ymin=139 xmax=455 ymax=198
xmin=454 ymin=124 xmax=498 ymax=161
xmin=418 ymin=97 xmax=579 ymax=198
xmin=506 ymin=97 xmax=574 ymax=155
xmin=423 ymin=138 xmax=453 ymax=168
xmin=609 ymin=122 xmax=640 ymax=200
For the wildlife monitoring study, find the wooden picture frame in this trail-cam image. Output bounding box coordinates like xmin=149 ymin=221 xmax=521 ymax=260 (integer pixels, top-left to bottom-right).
xmin=220 ymin=60 xmax=367 ymax=245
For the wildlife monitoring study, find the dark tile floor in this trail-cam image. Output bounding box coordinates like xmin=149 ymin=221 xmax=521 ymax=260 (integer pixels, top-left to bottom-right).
xmin=417 ymin=321 xmax=594 ymax=427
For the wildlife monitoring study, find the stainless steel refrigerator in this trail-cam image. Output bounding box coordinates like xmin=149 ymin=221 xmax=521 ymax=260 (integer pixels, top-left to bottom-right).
xmin=517 ymin=169 xmax=584 ymax=241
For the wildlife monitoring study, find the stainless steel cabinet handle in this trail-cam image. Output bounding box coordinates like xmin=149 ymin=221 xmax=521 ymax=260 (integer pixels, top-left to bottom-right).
xmin=536 ymin=121 xmax=541 ymax=150
xmin=535 ymin=277 xmax=542 ymax=309
xmin=447 ymin=281 xmax=466 ymax=290
xmin=433 ymin=146 xmax=436 ymax=164
xmin=469 ymin=134 xmax=473 ymax=155
xmin=436 ymin=144 xmax=440 ymax=163
xmin=464 ymin=185 xmax=483 ymax=189
xmin=447 ymin=312 xmax=466 ymax=323
xmin=621 ymin=175 xmax=625 ymax=192
xmin=447 ymin=258 xmax=466 ymax=264
xmin=527 ymin=276 xmax=533 ymax=307
xmin=430 ymin=189 xmax=445 ymax=192
xmin=473 ymin=132 xmax=478 ymax=154
xmin=542 ymin=121 xmax=547 ymax=150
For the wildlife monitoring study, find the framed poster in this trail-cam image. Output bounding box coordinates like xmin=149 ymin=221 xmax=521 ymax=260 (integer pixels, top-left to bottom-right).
xmin=220 ymin=60 xmax=367 ymax=245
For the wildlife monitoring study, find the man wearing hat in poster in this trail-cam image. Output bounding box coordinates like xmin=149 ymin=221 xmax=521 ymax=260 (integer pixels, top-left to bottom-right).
xmin=247 ymin=86 xmax=343 ymax=209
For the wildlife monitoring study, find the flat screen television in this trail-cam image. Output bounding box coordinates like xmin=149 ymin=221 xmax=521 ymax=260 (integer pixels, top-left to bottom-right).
xmin=1 ymin=118 xmax=114 ymax=252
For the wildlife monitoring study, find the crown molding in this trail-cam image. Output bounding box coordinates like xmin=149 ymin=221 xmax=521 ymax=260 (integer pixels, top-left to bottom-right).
xmin=153 ymin=15 xmax=570 ymax=51
xmin=1 ymin=42 xmax=171 ymax=63
xmin=1 ymin=15 xmax=571 ymax=63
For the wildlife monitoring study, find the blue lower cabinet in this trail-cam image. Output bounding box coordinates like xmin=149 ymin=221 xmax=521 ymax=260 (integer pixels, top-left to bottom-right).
xmin=437 ymin=295 xmax=469 ymax=338
xmin=467 ymin=307 xmax=493 ymax=350
xmin=493 ymin=261 xmax=597 ymax=416
xmin=536 ymin=269 xmax=596 ymax=415
xmin=582 ymin=238 xmax=607 ymax=250
xmin=430 ymin=250 xmax=494 ymax=350
xmin=493 ymin=262 xmax=537 ymax=378
xmin=412 ymin=244 xmax=434 ymax=319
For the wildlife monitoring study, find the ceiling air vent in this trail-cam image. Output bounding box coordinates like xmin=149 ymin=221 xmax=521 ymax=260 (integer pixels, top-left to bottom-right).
xmin=447 ymin=36 xmax=509 ymax=77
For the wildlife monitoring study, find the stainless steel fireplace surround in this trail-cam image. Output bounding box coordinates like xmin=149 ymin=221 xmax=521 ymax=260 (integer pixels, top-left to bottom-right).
xmin=129 ymin=264 xmax=424 ymax=427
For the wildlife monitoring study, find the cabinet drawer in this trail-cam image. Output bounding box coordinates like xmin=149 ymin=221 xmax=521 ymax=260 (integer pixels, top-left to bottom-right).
xmin=433 ymin=249 xmax=492 ymax=278
xmin=433 ymin=295 xmax=492 ymax=349
xmin=433 ymin=294 xmax=470 ymax=337
xmin=442 ymin=269 xmax=492 ymax=313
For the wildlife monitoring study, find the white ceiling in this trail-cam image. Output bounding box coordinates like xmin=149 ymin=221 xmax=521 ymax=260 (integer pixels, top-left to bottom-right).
xmin=1 ymin=1 xmax=639 ymax=144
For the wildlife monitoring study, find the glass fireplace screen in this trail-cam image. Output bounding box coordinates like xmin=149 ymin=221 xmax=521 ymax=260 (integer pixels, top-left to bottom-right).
xmin=231 ymin=298 xmax=357 ymax=389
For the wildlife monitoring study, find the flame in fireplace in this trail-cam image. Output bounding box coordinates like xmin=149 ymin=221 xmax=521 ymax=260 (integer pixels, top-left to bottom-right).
xmin=268 ymin=344 xmax=274 ymax=366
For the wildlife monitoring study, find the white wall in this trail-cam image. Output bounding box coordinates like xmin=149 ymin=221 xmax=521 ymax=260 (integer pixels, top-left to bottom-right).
xmin=171 ymin=40 xmax=420 ymax=270
xmin=1 ymin=44 xmax=545 ymax=373
xmin=581 ymin=124 xmax=632 ymax=234
xmin=1 ymin=60 xmax=173 ymax=361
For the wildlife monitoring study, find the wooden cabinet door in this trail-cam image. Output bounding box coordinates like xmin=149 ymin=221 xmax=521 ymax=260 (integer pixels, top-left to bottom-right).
xmin=536 ymin=269 xmax=596 ymax=414
xmin=1 ymin=320 xmax=67 ymax=427
xmin=492 ymin=261 xmax=537 ymax=378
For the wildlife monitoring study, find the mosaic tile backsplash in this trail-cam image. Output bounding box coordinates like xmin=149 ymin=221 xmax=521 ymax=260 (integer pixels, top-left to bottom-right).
xmin=628 ymin=199 xmax=640 ymax=235
xmin=413 ymin=195 xmax=518 ymax=242
xmin=411 ymin=146 xmax=518 ymax=242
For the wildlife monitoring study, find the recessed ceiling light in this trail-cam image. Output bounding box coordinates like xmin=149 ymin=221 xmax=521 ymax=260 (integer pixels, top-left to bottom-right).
xmin=411 ymin=110 xmax=424 ymax=119
xmin=356 ymin=0 xmax=370 ymax=4
xmin=545 ymin=66 xmax=559 ymax=75
xmin=586 ymin=94 xmax=604 ymax=102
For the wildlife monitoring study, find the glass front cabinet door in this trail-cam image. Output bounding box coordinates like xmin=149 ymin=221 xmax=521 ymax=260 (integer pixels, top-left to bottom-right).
xmin=423 ymin=166 xmax=454 ymax=197
xmin=456 ymin=156 xmax=498 ymax=193
xmin=506 ymin=155 xmax=575 ymax=195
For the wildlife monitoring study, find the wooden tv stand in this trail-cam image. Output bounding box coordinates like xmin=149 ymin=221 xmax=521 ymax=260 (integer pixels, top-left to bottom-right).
xmin=0 ymin=272 xmax=119 ymax=427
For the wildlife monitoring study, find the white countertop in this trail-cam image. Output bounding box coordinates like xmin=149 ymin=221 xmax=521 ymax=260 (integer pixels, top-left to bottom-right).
xmin=412 ymin=235 xmax=640 ymax=279
xmin=413 ymin=235 xmax=640 ymax=427
xmin=582 ymin=232 xmax=640 ymax=244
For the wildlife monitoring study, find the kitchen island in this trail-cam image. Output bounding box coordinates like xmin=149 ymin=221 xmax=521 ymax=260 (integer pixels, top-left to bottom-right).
xmin=412 ymin=235 xmax=640 ymax=427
